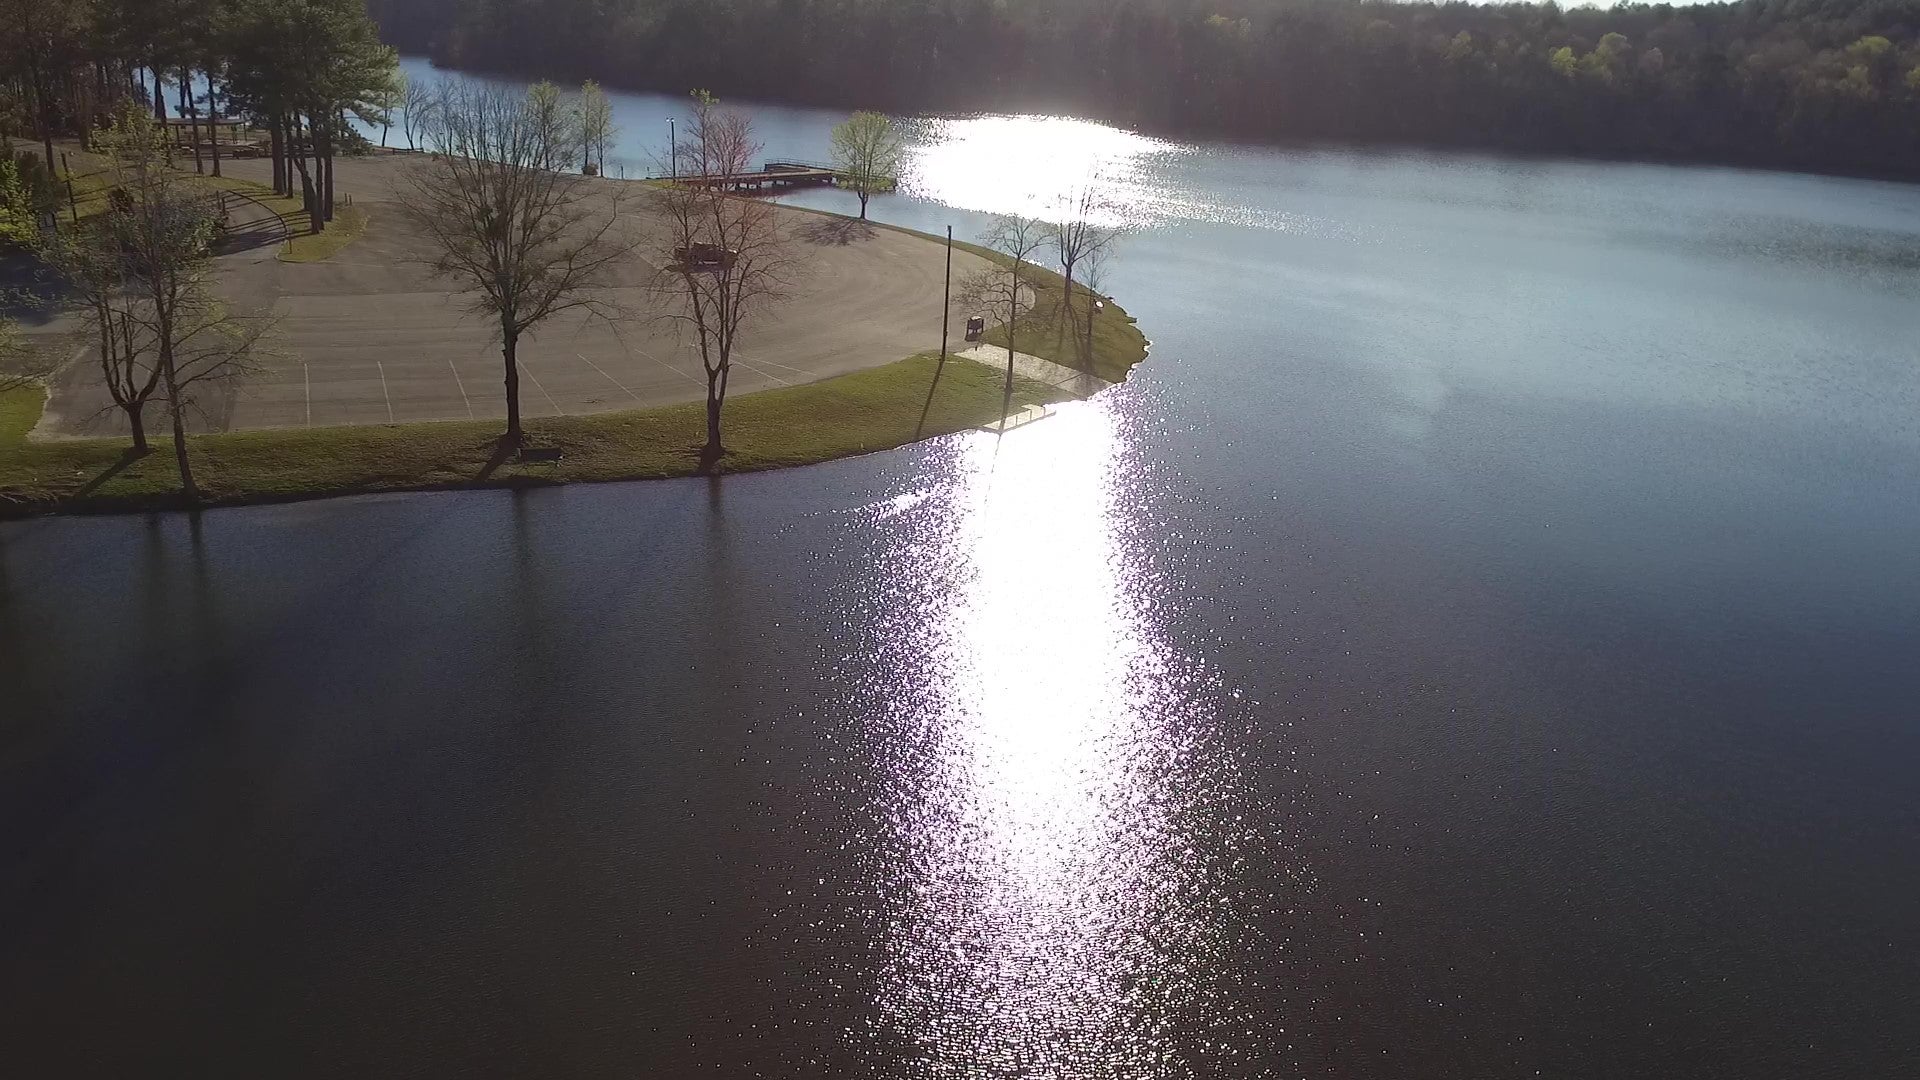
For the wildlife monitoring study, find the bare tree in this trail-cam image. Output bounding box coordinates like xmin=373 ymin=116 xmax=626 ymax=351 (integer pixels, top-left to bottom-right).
xmin=399 ymin=73 xmax=437 ymax=150
xmin=47 ymin=108 xmax=264 ymax=494
xmin=652 ymin=90 xmax=796 ymax=462
xmin=42 ymin=233 xmax=165 ymax=452
xmin=396 ymin=80 xmax=629 ymax=445
xmin=959 ymin=213 xmax=1046 ymax=416
xmin=1076 ymin=235 xmax=1114 ymax=367
xmin=827 ymin=110 xmax=904 ymax=220
xmin=1044 ymin=180 xmax=1123 ymax=369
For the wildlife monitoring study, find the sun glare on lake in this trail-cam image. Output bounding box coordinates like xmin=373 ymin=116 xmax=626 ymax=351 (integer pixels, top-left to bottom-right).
xmin=901 ymin=114 xmax=1186 ymax=229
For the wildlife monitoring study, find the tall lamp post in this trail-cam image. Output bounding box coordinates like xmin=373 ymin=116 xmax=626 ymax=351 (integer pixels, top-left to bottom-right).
xmin=940 ymin=226 xmax=952 ymax=365
xmin=669 ymin=118 xmax=676 ymax=180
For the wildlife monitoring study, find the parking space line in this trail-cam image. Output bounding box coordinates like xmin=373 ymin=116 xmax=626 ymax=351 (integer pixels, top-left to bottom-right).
xmin=628 ymin=342 xmax=707 ymax=388
xmin=729 ymin=348 xmax=814 ymax=377
xmin=376 ymin=361 xmax=395 ymax=423
xmin=576 ymin=353 xmax=643 ymax=403
xmin=448 ymin=360 xmax=474 ymax=418
xmin=520 ymin=361 xmax=564 ymax=415
xmin=729 ymin=355 xmax=794 ymax=387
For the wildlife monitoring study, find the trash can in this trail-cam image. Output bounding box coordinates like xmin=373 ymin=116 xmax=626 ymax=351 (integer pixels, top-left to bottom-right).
xmin=964 ymin=316 xmax=984 ymax=343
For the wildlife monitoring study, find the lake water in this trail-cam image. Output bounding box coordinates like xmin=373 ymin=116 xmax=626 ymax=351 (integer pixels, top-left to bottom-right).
xmin=7 ymin=61 xmax=1919 ymax=1077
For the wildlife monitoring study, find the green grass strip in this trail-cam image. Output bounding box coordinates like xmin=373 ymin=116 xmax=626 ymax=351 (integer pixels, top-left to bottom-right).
xmin=0 ymin=351 xmax=1068 ymax=516
xmin=3 ymin=195 xmax=1149 ymax=516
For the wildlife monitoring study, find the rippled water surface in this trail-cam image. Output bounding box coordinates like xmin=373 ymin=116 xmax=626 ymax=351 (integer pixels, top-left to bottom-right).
xmin=4 ymin=63 xmax=1918 ymax=1078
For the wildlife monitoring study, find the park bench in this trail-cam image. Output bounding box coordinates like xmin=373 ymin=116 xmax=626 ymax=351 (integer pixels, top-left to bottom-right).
xmin=674 ymin=242 xmax=737 ymax=269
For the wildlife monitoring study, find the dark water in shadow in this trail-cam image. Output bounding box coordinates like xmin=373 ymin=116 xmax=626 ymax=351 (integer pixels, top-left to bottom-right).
xmin=8 ymin=79 xmax=1920 ymax=1077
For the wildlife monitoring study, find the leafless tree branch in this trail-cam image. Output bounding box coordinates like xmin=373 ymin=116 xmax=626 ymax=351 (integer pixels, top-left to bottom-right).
xmin=0 ymin=310 xmax=57 ymax=397
xmin=395 ymin=79 xmax=635 ymax=444
xmin=39 ymin=106 xmax=265 ymax=497
xmin=645 ymin=91 xmax=803 ymax=463
xmin=958 ymin=213 xmax=1047 ymax=416
xmin=1044 ymin=178 xmax=1125 ymax=370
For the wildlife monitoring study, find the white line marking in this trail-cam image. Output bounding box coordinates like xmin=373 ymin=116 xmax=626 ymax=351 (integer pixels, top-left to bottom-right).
xmin=728 ymin=354 xmax=794 ymax=387
xmin=576 ymin=353 xmax=643 ymax=403
xmin=448 ymin=360 xmax=474 ymax=418
xmin=520 ymin=361 xmax=564 ymax=415
xmin=376 ymin=361 xmax=395 ymax=423
xmin=303 ymin=362 xmax=311 ymax=427
xmin=728 ymin=348 xmax=814 ymax=377
xmin=626 ymin=342 xmax=705 ymax=388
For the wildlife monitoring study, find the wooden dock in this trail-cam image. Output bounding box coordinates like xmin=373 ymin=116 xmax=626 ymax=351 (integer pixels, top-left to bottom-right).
xmin=653 ymin=160 xmax=843 ymax=192
xmin=980 ymin=403 xmax=1054 ymax=434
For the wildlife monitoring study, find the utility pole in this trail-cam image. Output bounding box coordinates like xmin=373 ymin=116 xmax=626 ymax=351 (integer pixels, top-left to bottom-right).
xmin=669 ymin=118 xmax=676 ymax=180
xmin=940 ymin=225 xmax=952 ymax=366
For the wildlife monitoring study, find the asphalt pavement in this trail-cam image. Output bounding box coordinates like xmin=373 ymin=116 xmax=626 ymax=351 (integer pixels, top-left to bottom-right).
xmin=34 ymin=152 xmax=990 ymax=437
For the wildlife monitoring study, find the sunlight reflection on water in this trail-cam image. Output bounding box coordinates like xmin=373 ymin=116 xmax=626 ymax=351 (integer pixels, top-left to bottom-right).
xmin=838 ymin=402 xmax=1288 ymax=1077
xmin=376 ymin=58 xmax=1359 ymax=238
xmin=901 ymin=115 xmax=1186 ymax=230
xmin=897 ymin=113 xmax=1371 ymax=240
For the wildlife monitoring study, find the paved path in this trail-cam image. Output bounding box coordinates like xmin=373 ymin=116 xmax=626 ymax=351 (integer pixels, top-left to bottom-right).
xmin=34 ymin=152 xmax=992 ymax=437
xmin=955 ymin=344 xmax=1111 ymax=398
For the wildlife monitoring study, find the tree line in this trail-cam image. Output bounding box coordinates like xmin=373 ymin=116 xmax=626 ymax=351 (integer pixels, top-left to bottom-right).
xmin=368 ymin=0 xmax=1920 ymax=178
xmin=12 ymin=107 xmax=267 ymax=501
xmin=0 ymin=0 xmax=397 ymax=234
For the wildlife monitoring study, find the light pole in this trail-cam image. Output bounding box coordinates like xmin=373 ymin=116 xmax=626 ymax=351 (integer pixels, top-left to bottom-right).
xmin=668 ymin=118 xmax=676 ymax=180
xmin=940 ymin=225 xmax=952 ymax=366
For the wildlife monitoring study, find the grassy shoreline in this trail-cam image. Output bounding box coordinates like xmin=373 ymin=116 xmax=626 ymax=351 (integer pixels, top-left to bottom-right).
xmin=772 ymin=204 xmax=1150 ymax=382
xmin=0 ymin=350 xmax=1071 ymax=518
xmin=1 ymin=207 xmax=1149 ymax=520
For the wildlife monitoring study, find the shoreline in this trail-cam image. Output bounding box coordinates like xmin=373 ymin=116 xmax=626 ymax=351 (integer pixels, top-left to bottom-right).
xmin=0 ymin=216 xmax=1148 ymax=520
xmin=390 ymin=54 xmax=1920 ymax=189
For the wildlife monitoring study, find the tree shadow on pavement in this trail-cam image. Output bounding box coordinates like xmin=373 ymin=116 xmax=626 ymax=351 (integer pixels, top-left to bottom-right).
xmin=212 ymin=219 xmax=287 ymax=256
xmin=795 ymin=217 xmax=876 ymax=247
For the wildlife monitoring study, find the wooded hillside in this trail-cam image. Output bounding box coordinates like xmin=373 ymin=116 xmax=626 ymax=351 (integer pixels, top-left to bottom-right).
xmin=367 ymin=0 xmax=1920 ymax=177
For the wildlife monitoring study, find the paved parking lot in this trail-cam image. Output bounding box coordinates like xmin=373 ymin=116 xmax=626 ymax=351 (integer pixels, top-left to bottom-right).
xmin=36 ymin=153 xmax=989 ymax=437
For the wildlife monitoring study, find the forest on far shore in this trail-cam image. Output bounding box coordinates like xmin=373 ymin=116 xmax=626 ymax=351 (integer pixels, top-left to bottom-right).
xmin=368 ymin=0 xmax=1920 ymax=178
